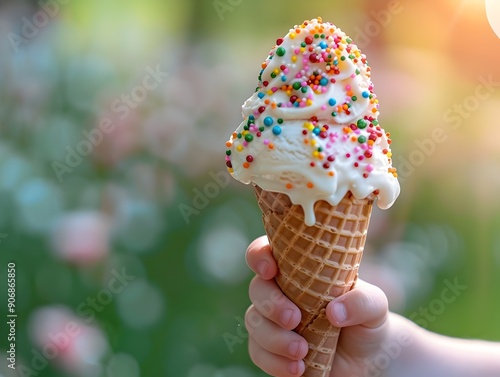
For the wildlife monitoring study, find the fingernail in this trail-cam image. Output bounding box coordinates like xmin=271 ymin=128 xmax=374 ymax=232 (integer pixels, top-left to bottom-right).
xmin=257 ymin=260 xmax=269 ymax=277
xmin=288 ymin=340 xmax=300 ymax=357
xmin=333 ymin=302 xmax=347 ymax=324
xmin=280 ymin=309 xmax=294 ymax=327
xmin=288 ymin=360 xmax=299 ymax=375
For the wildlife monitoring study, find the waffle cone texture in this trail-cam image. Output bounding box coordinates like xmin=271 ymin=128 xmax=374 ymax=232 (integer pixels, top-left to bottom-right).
xmin=254 ymin=186 xmax=373 ymax=377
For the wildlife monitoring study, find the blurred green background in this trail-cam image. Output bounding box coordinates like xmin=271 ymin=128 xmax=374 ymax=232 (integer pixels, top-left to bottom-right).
xmin=0 ymin=0 xmax=500 ymax=376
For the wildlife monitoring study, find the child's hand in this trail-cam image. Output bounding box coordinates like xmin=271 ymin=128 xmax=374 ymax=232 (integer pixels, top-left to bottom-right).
xmin=245 ymin=236 xmax=390 ymax=377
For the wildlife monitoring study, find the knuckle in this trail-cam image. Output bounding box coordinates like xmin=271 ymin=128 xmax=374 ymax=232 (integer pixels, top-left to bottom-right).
xmin=245 ymin=305 xmax=263 ymax=332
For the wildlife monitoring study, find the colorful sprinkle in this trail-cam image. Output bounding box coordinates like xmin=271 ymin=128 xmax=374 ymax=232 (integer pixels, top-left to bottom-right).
xmin=264 ymin=117 xmax=274 ymax=126
xmin=276 ymin=47 xmax=286 ymax=56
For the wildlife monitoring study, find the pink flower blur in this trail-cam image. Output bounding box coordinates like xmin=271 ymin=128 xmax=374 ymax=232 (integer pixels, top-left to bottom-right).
xmin=29 ymin=306 xmax=108 ymax=376
xmin=52 ymin=211 xmax=111 ymax=266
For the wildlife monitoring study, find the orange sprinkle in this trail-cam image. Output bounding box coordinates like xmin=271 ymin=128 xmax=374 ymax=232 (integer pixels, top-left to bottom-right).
xmin=304 ymin=139 xmax=308 ymax=144
xmin=261 ymin=62 xmax=267 ymax=69
xmin=243 ymin=162 xmax=250 ymax=169
xmin=225 ymin=141 xmax=232 ymax=147
xmin=351 ymin=136 xmax=357 ymax=142
xmin=371 ymin=108 xmax=377 ymax=113
xmin=268 ymin=143 xmax=274 ymax=150
xmin=307 ymin=182 xmax=314 ymax=188
xmin=232 ymin=132 xmax=238 ymax=138
xmin=264 ymin=99 xmax=270 ymax=105
xmin=286 ymin=183 xmax=293 ymax=189
xmin=328 ymin=171 xmax=334 ymax=177
xmin=271 ymin=102 xmax=277 ymax=109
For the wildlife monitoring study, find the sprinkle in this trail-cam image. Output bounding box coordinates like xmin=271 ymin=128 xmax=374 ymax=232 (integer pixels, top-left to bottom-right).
xmin=226 ymin=150 xmax=231 ymax=156
xmin=245 ymin=134 xmax=254 ymax=142
xmin=307 ymin=182 xmax=314 ymax=188
xmin=276 ymin=47 xmax=286 ymax=56
xmin=236 ymin=145 xmax=243 ymax=152
xmin=358 ymin=135 xmax=367 ymax=143
xmin=243 ymin=162 xmax=250 ymax=169
xmin=357 ymin=119 xmax=368 ymax=129
xmin=264 ymin=117 xmax=274 ymax=126
xmin=286 ymin=183 xmax=293 ymax=189
xmin=246 ymin=155 xmax=254 ymax=162
xmin=277 ymin=118 xmax=283 ymax=124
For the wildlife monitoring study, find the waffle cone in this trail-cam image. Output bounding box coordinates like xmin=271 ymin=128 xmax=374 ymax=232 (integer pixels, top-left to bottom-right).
xmin=254 ymin=185 xmax=373 ymax=377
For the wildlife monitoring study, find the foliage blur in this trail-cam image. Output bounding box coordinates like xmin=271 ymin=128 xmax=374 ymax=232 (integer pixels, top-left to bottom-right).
xmin=0 ymin=0 xmax=499 ymax=376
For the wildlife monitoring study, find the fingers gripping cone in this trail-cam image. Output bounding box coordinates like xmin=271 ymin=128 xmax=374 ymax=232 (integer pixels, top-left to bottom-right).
xmin=255 ymin=186 xmax=373 ymax=377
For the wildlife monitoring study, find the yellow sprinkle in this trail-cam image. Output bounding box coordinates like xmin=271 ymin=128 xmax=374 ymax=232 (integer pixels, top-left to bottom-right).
xmin=307 ymin=124 xmax=314 ymax=131
xmin=236 ymin=145 xmax=243 ymax=152
xmin=289 ymin=32 xmax=296 ymax=39
xmin=242 ymin=130 xmax=248 ymax=135
xmin=300 ymin=47 xmax=305 ymax=53
xmin=310 ymin=140 xmax=317 ymax=146
xmin=291 ymin=56 xmax=297 ymax=62
xmin=313 ymin=151 xmax=319 ymax=158
xmin=306 ymin=99 xmax=313 ymax=106
xmin=286 ymin=90 xmax=292 ymax=96
xmin=267 ymin=90 xmax=273 ymax=95
xmin=387 ymin=152 xmax=392 ymax=157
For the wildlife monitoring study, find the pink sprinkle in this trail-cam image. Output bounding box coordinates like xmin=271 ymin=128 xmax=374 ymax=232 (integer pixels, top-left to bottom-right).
xmin=345 ymin=85 xmax=351 ymax=91
xmin=366 ymin=164 xmax=374 ymax=172
xmin=295 ymin=73 xmax=302 ymax=78
xmin=271 ymin=87 xmax=278 ymax=92
xmin=299 ymin=101 xmax=306 ymax=108
xmin=301 ymin=81 xmax=307 ymax=87
xmin=321 ymin=87 xmax=328 ymax=93
xmin=321 ymin=105 xmax=327 ymax=110
xmin=294 ymin=48 xmax=300 ymax=54
xmin=284 ymin=68 xmax=289 ymax=74
xmin=263 ymin=139 xmax=269 ymax=145
xmin=253 ymin=110 xmax=259 ymax=116
xmin=354 ymin=147 xmax=360 ymax=153
xmin=243 ymin=141 xmax=248 ymax=147
xmin=350 ymin=73 xmax=356 ymax=78
xmin=225 ymin=155 xmax=230 ymax=161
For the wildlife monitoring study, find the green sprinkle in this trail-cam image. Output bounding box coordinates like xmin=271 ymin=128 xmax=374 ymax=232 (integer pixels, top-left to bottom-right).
xmin=293 ymin=82 xmax=301 ymax=90
xmin=357 ymin=119 xmax=368 ymax=129
xmin=245 ymin=134 xmax=254 ymax=142
xmin=276 ymin=47 xmax=286 ymax=56
xmin=358 ymin=136 xmax=367 ymax=143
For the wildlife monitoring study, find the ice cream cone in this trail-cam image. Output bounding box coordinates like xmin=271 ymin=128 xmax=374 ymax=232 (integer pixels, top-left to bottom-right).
xmin=254 ymin=185 xmax=374 ymax=377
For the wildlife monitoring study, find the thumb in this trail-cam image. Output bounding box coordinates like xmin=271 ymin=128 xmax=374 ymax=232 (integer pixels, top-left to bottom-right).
xmin=326 ymin=279 xmax=388 ymax=329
